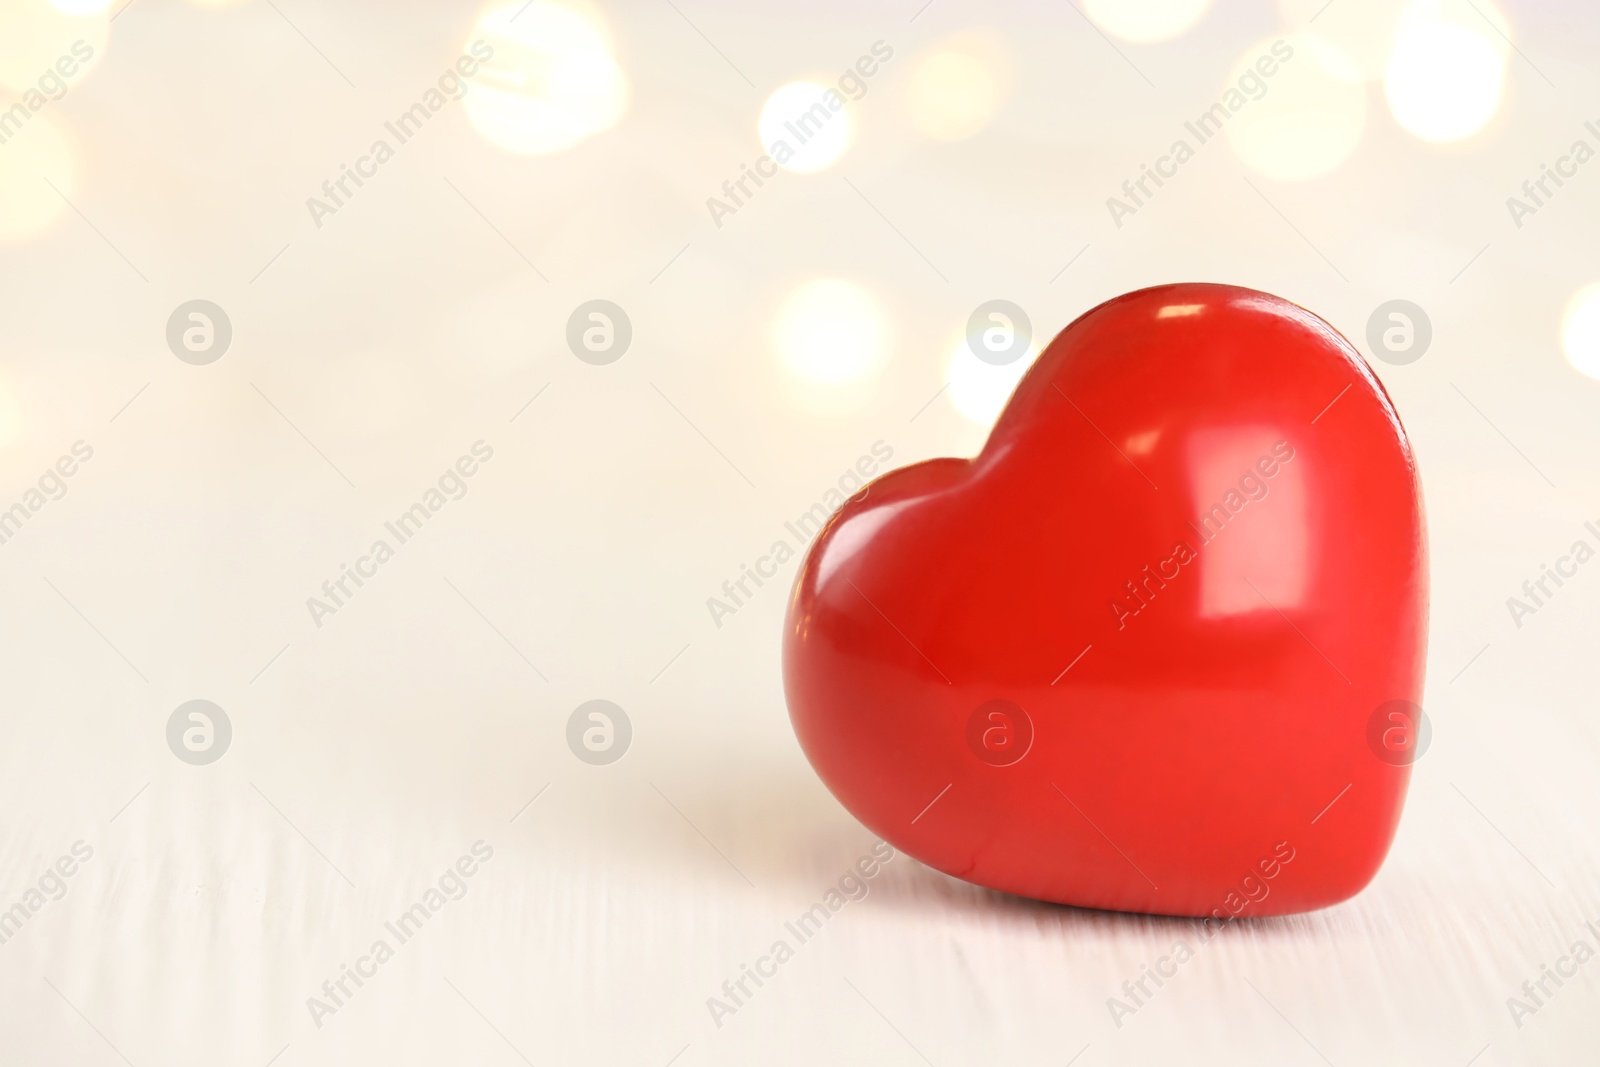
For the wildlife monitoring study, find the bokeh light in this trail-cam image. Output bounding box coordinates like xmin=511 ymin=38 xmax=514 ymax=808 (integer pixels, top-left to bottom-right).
xmin=907 ymin=49 xmax=997 ymax=141
xmin=947 ymin=337 xmax=1039 ymax=426
xmin=1083 ymin=0 xmax=1210 ymax=43
xmin=1384 ymin=0 xmax=1507 ymax=142
xmin=1225 ymin=35 xmax=1365 ymax=182
xmin=1561 ymin=283 xmax=1600 ymax=380
xmin=0 ymin=0 xmax=108 ymax=91
xmin=773 ymin=279 xmax=887 ymax=385
xmin=464 ymin=1 xmax=628 ymax=156
xmin=49 ymin=0 xmax=110 ymax=14
xmin=758 ymin=82 xmax=853 ymax=173
xmin=1276 ymin=0 xmax=1403 ymax=79
xmin=0 ymin=106 xmax=76 ymax=243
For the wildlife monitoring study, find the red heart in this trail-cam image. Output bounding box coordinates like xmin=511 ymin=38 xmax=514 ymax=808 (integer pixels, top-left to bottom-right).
xmin=783 ymin=283 xmax=1426 ymax=918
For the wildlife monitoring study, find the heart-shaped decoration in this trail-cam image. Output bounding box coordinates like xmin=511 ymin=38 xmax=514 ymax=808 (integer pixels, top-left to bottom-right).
xmin=783 ymin=284 xmax=1427 ymax=917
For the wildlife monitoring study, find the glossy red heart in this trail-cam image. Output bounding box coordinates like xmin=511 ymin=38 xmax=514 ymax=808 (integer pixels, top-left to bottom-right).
xmin=783 ymin=283 xmax=1426 ymax=918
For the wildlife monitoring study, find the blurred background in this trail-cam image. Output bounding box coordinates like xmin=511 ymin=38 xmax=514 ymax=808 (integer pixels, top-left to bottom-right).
xmin=1 ymin=0 xmax=1598 ymax=1063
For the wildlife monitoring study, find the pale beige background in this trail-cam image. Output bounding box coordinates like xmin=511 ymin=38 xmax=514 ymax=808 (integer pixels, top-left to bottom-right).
xmin=0 ymin=0 xmax=1597 ymax=1064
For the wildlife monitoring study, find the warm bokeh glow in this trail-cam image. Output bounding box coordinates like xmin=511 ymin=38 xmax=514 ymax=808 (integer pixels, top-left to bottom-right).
xmin=49 ymin=0 xmax=110 ymax=14
xmin=1083 ymin=0 xmax=1210 ymax=43
xmin=773 ymin=279 xmax=887 ymax=385
xmin=0 ymin=107 xmax=76 ymax=242
xmin=758 ymin=81 xmax=853 ymax=173
xmin=1276 ymin=0 xmax=1403 ymax=79
xmin=907 ymin=50 xmax=997 ymax=141
xmin=0 ymin=1 xmax=108 ymax=91
xmin=464 ymin=1 xmax=628 ymax=155
xmin=947 ymin=338 xmax=1039 ymax=425
xmin=1225 ymin=36 xmax=1365 ymax=182
xmin=1384 ymin=0 xmax=1506 ymax=142
xmin=1562 ymin=283 xmax=1600 ymax=380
